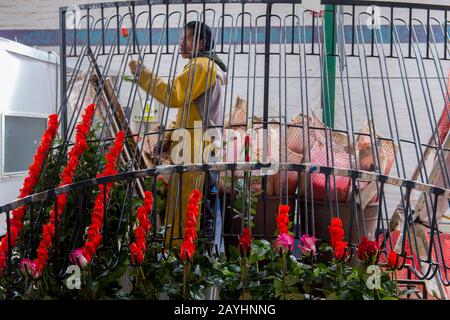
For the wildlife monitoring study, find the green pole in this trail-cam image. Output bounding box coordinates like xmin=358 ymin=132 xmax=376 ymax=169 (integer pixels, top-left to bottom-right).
xmin=322 ymin=4 xmax=336 ymax=128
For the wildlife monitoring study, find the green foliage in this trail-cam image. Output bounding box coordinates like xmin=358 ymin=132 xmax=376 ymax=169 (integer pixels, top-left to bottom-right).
xmin=220 ymin=240 xmax=276 ymax=300
xmin=1 ymin=126 xmax=403 ymax=301
xmin=231 ymin=176 xmax=263 ymax=229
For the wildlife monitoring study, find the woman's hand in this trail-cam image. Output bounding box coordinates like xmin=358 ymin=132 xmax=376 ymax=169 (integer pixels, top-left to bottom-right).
xmin=129 ymin=60 xmax=143 ymax=75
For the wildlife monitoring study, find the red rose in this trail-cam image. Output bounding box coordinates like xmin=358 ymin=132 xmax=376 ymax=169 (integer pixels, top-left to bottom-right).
xmin=239 ymin=227 xmax=252 ymax=254
xmin=105 ymin=143 xmax=151 ymax=266
xmin=388 ymin=251 xmax=399 ymax=269
xmin=37 ymin=247 xmax=49 ymax=261
xmin=9 ymin=226 xmax=18 ymax=243
xmin=136 ymin=239 xmax=146 ymax=251
xmin=140 ymin=218 xmax=151 ymax=232
xmin=189 ymin=190 xmax=202 ymax=203
xmin=135 ymin=227 xmax=146 ymax=241
xmin=130 ymin=245 xmax=144 ymax=265
xmin=92 ymin=234 xmax=102 ymax=247
xmin=329 ymin=217 xmax=346 ymax=251
xmin=82 ymin=249 xmax=92 ymax=264
xmin=43 ymin=224 xmax=55 ymax=239
xmin=180 ymin=241 xmax=195 ymax=261
xmin=176 ymin=189 xmax=202 ymax=263
xmin=334 ymin=240 xmax=348 ymax=260
xmin=84 ymin=242 xmax=96 ymax=256
xmin=276 ymin=205 xmax=290 ymax=235
xmin=278 ymin=205 xmax=290 ymax=215
xmin=330 ymin=217 xmax=343 ymax=229
xmin=329 ymin=226 xmax=344 ymax=247
xmin=357 ymin=237 xmax=378 ymax=262
xmin=185 ymin=217 xmax=197 ymax=229
xmin=0 ymin=255 xmax=6 ymax=270
xmin=0 ymin=242 xmax=8 ymax=256
xmin=184 ymin=227 xmax=197 ymax=244
xmin=144 ymin=191 xmax=153 ymax=201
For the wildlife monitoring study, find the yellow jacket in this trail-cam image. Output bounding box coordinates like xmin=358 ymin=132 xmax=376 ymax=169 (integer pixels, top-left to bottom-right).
xmin=137 ymin=56 xmax=220 ymax=249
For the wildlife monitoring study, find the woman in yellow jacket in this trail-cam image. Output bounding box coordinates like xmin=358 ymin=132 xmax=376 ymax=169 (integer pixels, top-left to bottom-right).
xmin=129 ymin=21 xmax=227 ymax=251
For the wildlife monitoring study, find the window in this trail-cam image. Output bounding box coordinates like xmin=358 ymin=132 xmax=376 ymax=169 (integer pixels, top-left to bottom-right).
xmin=3 ymin=115 xmax=47 ymax=174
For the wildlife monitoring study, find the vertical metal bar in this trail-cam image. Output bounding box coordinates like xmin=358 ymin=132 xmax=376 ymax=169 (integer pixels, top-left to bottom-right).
xmin=324 ymin=173 xmax=330 ymax=236
xmin=445 ymin=10 xmax=448 ymax=60
xmin=117 ymin=5 xmax=121 ymax=55
xmin=311 ymin=13 xmax=316 ymax=54
xmin=103 ymin=184 xmax=108 ymax=244
xmin=101 ymin=5 xmax=105 ymax=55
xmin=178 ymin=173 xmax=183 ymax=242
xmin=390 ymin=6 xmax=394 ymax=57
xmin=375 ymin=180 xmax=385 ymax=240
xmin=371 ymin=6 xmax=375 ymax=57
xmin=291 ymin=2 xmax=295 ymax=54
xmin=29 ymin=204 xmax=34 ymax=252
xmin=74 ymin=8 xmax=77 ymax=57
xmin=323 ymin=5 xmax=336 ymax=127
xmin=427 ymin=192 xmax=440 ymax=261
xmin=149 ymin=3 xmax=153 ymax=53
xmin=183 ymin=2 xmax=187 ymax=57
xmin=351 ymin=5 xmax=355 ymax=56
xmin=132 ymin=3 xmax=137 ymax=54
xmin=202 ymin=171 xmax=209 ymax=240
xmin=230 ymin=170 xmax=235 ymax=236
xmin=263 ymin=2 xmax=272 ymax=148
xmin=6 ymin=210 xmax=12 ymax=274
xmin=426 ymin=9 xmax=430 ymax=59
xmin=166 ymin=2 xmax=169 ymax=54
xmin=202 ymin=1 xmax=206 ymax=26
xmin=54 ymin=193 xmax=59 ymax=268
xmin=241 ymin=1 xmax=245 ymax=52
xmin=262 ymin=2 xmax=272 ymax=230
xmin=87 ymin=8 xmax=91 ymax=48
xmin=128 ymin=180 xmax=133 ymax=245
xmin=408 ymin=8 xmax=413 ymax=58
xmin=332 ymin=5 xmax=336 ymax=55
xmin=59 ymin=8 xmax=68 ymax=139
xmin=401 ymin=187 xmax=412 ymax=253
xmin=221 ymin=2 xmax=225 ymax=53
xmin=78 ymin=189 xmax=83 ymax=245
xmin=348 ymin=173 xmax=359 ymax=245
xmin=296 ymin=170 xmax=301 ymax=237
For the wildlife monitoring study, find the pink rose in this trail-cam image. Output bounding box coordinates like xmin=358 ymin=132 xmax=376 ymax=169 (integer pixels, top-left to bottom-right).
xmin=69 ymin=248 xmax=89 ymax=268
xmin=273 ymin=233 xmax=294 ymax=254
xmin=20 ymin=259 xmax=41 ymax=279
xmin=299 ymin=234 xmax=317 ymax=256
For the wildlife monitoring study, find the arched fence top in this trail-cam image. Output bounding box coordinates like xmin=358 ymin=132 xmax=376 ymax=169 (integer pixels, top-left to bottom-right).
xmin=60 ymin=0 xmax=303 ymax=12
xmin=61 ymin=0 xmax=450 ymax=12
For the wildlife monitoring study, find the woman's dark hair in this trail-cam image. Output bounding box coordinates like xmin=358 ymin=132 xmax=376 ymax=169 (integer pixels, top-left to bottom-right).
xmin=185 ymin=21 xmax=215 ymax=52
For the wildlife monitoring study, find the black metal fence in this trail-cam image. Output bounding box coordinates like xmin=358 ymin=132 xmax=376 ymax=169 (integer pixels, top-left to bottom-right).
xmin=1 ymin=0 xmax=450 ymax=298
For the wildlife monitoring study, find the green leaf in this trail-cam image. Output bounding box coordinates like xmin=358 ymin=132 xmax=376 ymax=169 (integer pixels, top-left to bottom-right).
xmin=325 ymin=292 xmax=341 ymax=300
xmin=273 ymin=278 xmax=283 ymax=298
xmin=319 ymin=243 xmax=332 ymax=252
xmin=382 ymin=296 xmax=398 ymax=300
xmin=229 ymin=245 xmax=240 ymax=260
xmin=193 ymin=264 xmax=202 ymax=277
xmin=285 ymin=274 xmax=299 ymax=287
xmin=228 ymin=264 xmax=241 ymax=273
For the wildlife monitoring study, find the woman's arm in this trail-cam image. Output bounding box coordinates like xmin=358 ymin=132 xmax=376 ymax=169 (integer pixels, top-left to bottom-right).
xmin=132 ymin=58 xmax=216 ymax=108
